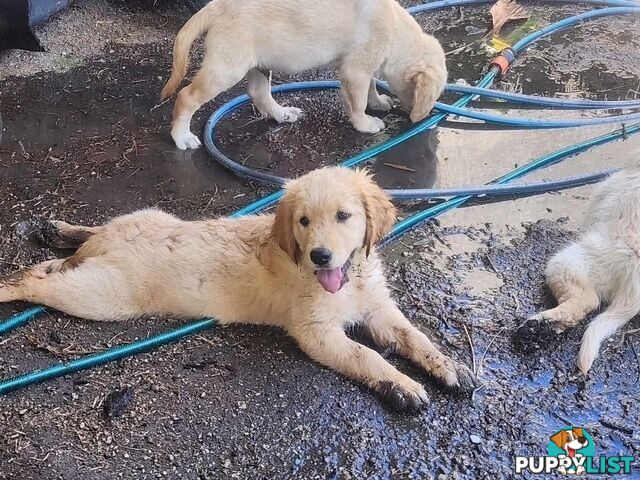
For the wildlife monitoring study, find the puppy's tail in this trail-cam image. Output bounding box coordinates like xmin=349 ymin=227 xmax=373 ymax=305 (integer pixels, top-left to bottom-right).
xmin=160 ymin=5 xmax=213 ymax=101
xmin=577 ymin=301 xmax=639 ymax=374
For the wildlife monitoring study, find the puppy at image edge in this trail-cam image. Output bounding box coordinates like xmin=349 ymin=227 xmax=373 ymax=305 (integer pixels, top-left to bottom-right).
xmin=521 ymin=166 xmax=640 ymax=374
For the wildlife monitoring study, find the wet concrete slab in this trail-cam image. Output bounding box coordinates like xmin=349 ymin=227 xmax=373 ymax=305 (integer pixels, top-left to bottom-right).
xmin=0 ymin=0 xmax=639 ymax=479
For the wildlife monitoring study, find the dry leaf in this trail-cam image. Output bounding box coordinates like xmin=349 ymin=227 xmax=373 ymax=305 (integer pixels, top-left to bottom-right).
xmin=490 ymin=0 xmax=529 ymax=36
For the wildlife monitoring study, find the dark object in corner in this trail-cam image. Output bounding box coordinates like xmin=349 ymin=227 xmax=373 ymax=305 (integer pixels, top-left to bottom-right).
xmin=0 ymin=0 xmax=69 ymax=51
xmin=103 ymin=387 xmax=135 ymax=418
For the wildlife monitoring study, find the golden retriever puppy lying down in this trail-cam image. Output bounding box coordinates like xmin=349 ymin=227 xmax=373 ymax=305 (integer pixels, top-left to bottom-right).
xmin=160 ymin=0 xmax=447 ymax=149
xmin=0 ymin=167 xmax=474 ymax=411
xmin=518 ymin=167 xmax=640 ymax=374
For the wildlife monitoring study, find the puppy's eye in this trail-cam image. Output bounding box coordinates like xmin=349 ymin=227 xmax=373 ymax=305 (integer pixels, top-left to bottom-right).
xmin=299 ymin=216 xmax=310 ymax=227
xmin=336 ymin=211 xmax=351 ymax=222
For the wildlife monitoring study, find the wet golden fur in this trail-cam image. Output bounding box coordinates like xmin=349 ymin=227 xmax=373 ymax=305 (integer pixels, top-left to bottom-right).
xmin=0 ymin=167 xmax=474 ymax=410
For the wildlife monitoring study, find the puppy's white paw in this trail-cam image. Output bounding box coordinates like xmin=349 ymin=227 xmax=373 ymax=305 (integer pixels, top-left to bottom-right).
xmin=353 ymin=115 xmax=385 ymax=134
xmin=272 ymin=106 xmax=304 ymax=123
xmin=369 ymin=94 xmax=394 ymax=112
xmin=172 ymin=131 xmax=201 ymax=150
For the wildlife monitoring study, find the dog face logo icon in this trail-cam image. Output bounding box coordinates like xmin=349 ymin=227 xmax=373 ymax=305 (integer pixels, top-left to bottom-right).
xmin=547 ymin=427 xmax=595 ymax=475
xmin=515 ymin=425 xmax=635 ymax=475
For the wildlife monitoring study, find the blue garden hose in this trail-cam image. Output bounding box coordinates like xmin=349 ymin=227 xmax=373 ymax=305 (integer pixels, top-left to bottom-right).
xmin=383 ymin=123 xmax=640 ymax=245
xmin=445 ymin=84 xmax=640 ymax=110
xmin=1 ymin=0 xmax=639 ymax=395
xmin=405 ymin=0 xmax=640 ymax=13
xmin=204 ymin=80 xmax=639 ymax=188
xmin=0 ymin=306 xmax=47 ymax=335
xmin=1 ymin=124 xmax=637 ymax=395
xmin=385 ymin=169 xmax=617 ymax=200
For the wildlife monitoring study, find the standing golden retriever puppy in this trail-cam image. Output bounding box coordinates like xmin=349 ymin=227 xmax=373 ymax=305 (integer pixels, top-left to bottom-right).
xmin=1 ymin=168 xmax=473 ymax=410
xmin=160 ymin=0 xmax=447 ymax=149
xmin=518 ymin=167 xmax=640 ymax=374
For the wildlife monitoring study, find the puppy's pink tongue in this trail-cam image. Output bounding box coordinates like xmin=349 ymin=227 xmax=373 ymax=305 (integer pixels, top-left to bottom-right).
xmin=315 ymin=268 xmax=343 ymax=293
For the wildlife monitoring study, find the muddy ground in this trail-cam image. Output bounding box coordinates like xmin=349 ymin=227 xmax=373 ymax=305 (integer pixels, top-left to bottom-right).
xmin=1 ymin=1 xmax=640 ymax=479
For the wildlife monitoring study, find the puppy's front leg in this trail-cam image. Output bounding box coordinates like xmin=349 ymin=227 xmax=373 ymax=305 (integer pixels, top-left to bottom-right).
xmin=366 ymin=301 xmax=476 ymax=392
xmin=340 ymin=66 xmax=386 ymax=134
xmin=290 ymin=324 xmax=427 ymax=411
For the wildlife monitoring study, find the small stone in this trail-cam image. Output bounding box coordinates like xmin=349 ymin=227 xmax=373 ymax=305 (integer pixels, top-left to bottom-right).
xmin=470 ymin=434 xmax=482 ymax=444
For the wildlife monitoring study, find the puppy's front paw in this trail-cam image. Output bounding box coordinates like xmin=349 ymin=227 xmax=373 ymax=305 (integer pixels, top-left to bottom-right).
xmin=375 ymin=378 xmax=428 ymax=412
xmin=369 ymin=94 xmax=394 ymax=112
xmin=172 ymin=130 xmax=202 ymax=150
xmin=435 ymin=359 xmax=477 ymax=393
xmin=353 ymin=115 xmax=385 ymax=134
xmin=272 ymin=106 xmax=304 ymax=123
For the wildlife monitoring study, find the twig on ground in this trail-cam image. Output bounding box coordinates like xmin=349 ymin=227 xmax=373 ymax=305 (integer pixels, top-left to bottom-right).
xmin=463 ymin=324 xmax=477 ymax=375
xmin=478 ymin=327 xmax=505 ymax=375
xmin=149 ymin=97 xmax=171 ymax=114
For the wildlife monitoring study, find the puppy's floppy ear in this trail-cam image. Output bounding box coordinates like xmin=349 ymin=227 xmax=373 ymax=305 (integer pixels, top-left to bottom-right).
xmin=272 ymin=193 xmax=301 ymax=264
xmin=550 ymin=430 xmax=567 ymax=449
xmin=409 ymin=70 xmax=439 ymax=123
xmin=358 ymin=170 xmax=396 ymax=256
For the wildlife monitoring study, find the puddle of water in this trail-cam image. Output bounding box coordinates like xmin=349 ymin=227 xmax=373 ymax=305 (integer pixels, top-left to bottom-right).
xmin=432 ymin=122 xmax=640 ymax=230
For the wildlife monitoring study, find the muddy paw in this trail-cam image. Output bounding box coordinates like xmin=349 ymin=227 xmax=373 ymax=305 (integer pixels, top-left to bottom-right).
xmin=15 ymin=219 xmax=59 ymax=246
xmin=375 ymin=379 xmax=427 ymax=412
xmin=451 ymin=362 xmax=477 ymax=392
xmin=513 ymin=317 xmax=560 ymax=353
xmin=436 ymin=359 xmax=477 ymax=393
xmin=515 ymin=317 xmax=557 ymax=341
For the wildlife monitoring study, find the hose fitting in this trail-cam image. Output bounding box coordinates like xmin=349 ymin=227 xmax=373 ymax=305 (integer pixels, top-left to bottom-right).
xmin=489 ymin=47 xmax=516 ymax=76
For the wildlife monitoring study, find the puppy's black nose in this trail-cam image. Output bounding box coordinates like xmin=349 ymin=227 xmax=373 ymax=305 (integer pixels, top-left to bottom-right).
xmin=310 ymin=248 xmax=332 ymax=267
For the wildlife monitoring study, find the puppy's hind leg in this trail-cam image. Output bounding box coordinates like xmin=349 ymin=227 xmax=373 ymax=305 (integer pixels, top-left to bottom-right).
xmin=18 ymin=219 xmax=101 ymax=249
xmin=0 ymin=258 xmax=65 ymax=303
xmin=171 ymin=64 xmax=246 ymax=150
xmin=577 ymin=300 xmax=640 ymax=374
xmin=519 ymin=243 xmax=599 ymax=338
xmin=1 ymin=260 xmax=138 ymax=321
xmin=247 ymin=68 xmax=303 ymax=123
xmin=367 ymin=78 xmax=393 ymax=112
